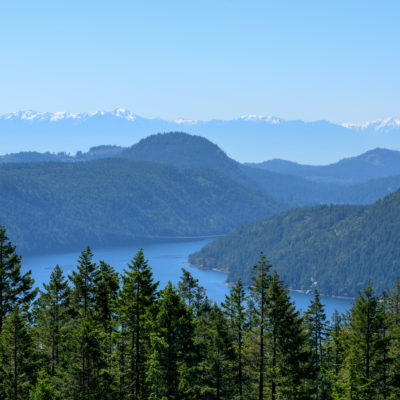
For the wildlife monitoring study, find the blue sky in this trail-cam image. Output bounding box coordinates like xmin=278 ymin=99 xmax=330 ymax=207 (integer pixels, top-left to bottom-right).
xmin=1 ymin=0 xmax=399 ymax=122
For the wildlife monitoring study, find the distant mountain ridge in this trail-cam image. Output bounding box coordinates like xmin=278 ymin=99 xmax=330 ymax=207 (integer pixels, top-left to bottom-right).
xmin=2 ymin=109 xmax=400 ymax=164
xmin=248 ymin=148 xmax=400 ymax=184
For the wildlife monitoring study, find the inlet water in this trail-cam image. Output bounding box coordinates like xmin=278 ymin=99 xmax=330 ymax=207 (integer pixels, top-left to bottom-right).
xmin=22 ymin=238 xmax=352 ymax=320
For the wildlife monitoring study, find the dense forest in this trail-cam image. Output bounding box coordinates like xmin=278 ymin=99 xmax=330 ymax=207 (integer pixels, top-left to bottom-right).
xmin=0 ymin=158 xmax=283 ymax=254
xmin=1 ymin=226 xmax=400 ymax=400
xmin=3 ymin=133 xmax=400 ymax=258
xmin=189 ymin=188 xmax=400 ymax=297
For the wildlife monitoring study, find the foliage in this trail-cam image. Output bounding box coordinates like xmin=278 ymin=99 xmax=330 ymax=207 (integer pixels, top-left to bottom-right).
xmin=189 ymin=189 xmax=400 ymax=296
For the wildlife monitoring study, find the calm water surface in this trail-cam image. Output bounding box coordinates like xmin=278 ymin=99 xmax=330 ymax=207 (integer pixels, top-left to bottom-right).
xmin=22 ymin=238 xmax=352 ymax=320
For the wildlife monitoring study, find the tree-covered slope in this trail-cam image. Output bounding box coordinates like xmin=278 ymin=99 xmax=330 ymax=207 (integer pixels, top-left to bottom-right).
xmin=189 ymin=189 xmax=400 ymax=296
xmin=0 ymin=158 xmax=284 ymax=255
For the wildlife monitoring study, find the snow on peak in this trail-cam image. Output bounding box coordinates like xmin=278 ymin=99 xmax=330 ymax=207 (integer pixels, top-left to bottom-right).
xmin=342 ymin=117 xmax=400 ymax=131
xmin=239 ymin=114 xmax=281 ymax=124
xmin=113 ymin=108 xmax=135 ymax=120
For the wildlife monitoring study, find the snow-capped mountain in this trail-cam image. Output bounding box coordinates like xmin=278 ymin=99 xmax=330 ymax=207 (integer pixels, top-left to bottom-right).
xmin=1 ymin=109 xmax=400 ymax=164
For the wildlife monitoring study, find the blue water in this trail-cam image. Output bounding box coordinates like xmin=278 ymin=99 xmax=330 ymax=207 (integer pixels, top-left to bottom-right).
xmin=21 ymin=238 xmax=352 ymax=320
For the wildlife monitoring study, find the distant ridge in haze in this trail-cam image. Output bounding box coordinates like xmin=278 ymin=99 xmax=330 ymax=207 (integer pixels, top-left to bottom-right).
xmin=2 ymin=109 xmax=400 ymax=164
xmin=248 ymin=148 xmax=400 ymax=184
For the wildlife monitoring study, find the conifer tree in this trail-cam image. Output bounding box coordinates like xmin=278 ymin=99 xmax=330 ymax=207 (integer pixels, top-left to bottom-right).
xmin=0 ymin=306 xmax=35 ymax=400
xmin=94 ymin=260 xmax=119 ymax=397
xmin=178 ymin=268 xmax=208 ymax=316
xmin=0 ymin=226 xmax=37 ymax=332
xmin=146 ymin=282 xmax=197 ymax=400
xmin=222 ymin=279 xmax=248 ymax=400
xmin=266 ymin=272 xmax=311 ymax=400
xmin=249 ymin=253 xmax=272 ymax=400
xmin=305 ymin=290 xmax=329 ymax=400
xmin=344 ymin=283 xmax=388 ymax=399
xmin=117 ymin=249 xmax=158 ymax=400
xmin=388 ymin=279 xmax=400 ymax=398
xmin=195 ymin=304 xmax=235 ymax=399
xmin=68 ymin=246 xmax=102 ymax=399
xmin=34 ymin=265 xmax=71 ymax=379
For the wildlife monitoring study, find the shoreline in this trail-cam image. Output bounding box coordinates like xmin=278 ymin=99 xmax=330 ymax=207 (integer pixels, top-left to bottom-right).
xmin=188 ymin=263 xmax=355 ymax=300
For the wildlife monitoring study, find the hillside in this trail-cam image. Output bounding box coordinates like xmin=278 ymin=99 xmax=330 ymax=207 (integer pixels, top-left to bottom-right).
xmin=249 ymin=148 xmax=400 ymax=184
xmin=0 ymin=158 xmax=284 ymax=255
xmin=3 ymin=132 xmax=400 ymax=208
xmin=189 ymin=189 xmax=400 ymax=297
xmin=119 ymin=133 xmax=400 ymax=206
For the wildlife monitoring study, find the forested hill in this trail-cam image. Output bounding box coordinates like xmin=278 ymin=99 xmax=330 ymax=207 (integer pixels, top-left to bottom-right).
xmin=248 ymin=147 xmax=400 ymax=184
xmin=3 ymin=132 xmax=400 ymax=206
xmin=189 ymin=189 xmax=400 ymax=297
xmin=119 ymin=132 xmax=400 ymax=206
xmin=0 ymin=158 xmax=284 ymax=255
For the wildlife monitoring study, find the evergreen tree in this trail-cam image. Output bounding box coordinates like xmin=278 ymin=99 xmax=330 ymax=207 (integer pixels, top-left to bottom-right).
xmin=68 ymin=246 xmax=102 ymax=399
xmin=117 ymin=249 xmax=158 ymax=400
xmin=344 ymin=283 xmax=388 ymax=399
xmin=29 ymin=370 xmax=57 ymax=400
xmin=146 ymin=282 xmax=197 ymax=400
xmin=195 ymin=304 xmax=235 ymax=399
xmin=222 ymin=279 xmax=248 ymax=400
xmin=94 ymin=261 xmax=119 ymax=398
xmin=305 ymin=290 xmax=329 ymax=400
xmin=0 ymin=306 xmax=35 ymax=400
xmin=34 ymin=265 xmax=71 ymax=379
xmin=178 ymin=268 xmax=208 ymax=316
xmin=388 ymin=279 xmax=400 ymax=398
xmin=0 ymin=226 xmax=37 ymax=332
xmin=249 ymin=253 xmax=272 ymax=400
xmin=266 ymin=272 xmax=311 ymax=400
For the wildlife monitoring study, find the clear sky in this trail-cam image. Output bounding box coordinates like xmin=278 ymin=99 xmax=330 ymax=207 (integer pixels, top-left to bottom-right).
xmin=1 ymin=0 xmax=399 ymax=123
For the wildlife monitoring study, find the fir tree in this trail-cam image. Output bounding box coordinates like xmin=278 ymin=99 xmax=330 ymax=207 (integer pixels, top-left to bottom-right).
xmin=68 ymin=247 xmax=102 ymax=399
xmin=222 ymin=279 xmax=248 ymax=400
xmin=146 ymin=282 xmax=197 ymax=400
xmin=249 ymin=252 xmax=272 ymax=400
xmin=34 ymin=265 xmax=71 ymax=378
xmin=0 ymin=306 xmax=35 ymax=400
xmin=178 ymin=268 xmax=208 ymax=316
xmin=305 ymin=290 xmax=329 ymax=400
xmin=117 ymin=249 xmax=158 ymax=400
xmin=0 ymin=226 xmax=37 ymax=332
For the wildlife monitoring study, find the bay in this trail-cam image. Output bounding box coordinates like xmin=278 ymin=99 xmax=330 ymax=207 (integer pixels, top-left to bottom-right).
xmin=21 ymin=238 xmax=352 ymax=320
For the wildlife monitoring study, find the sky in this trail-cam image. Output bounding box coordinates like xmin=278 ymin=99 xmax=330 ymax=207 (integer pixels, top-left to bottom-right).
xmin=1 ymin=0 xmax=399 ymax=123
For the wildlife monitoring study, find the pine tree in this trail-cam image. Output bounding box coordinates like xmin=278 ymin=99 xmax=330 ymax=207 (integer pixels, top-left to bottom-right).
xmin=249 ymin=253 xmax=272 ymax=400
xmin=305 ymin=290 xmax=329 ymax=400
xmin=222 ymin=279 xmax=248 ymax=400
xmin=146 ymin=282 xmax=197 ymax=400
xmin=117 ymin=249 xmax=158 ymax=400
xmin=0 ymin=226 xmax=37 ymax=332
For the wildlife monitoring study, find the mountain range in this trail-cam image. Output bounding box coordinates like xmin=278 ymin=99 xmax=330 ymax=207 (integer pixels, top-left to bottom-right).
xmin=2 ymin=109 xmax=400 ymax=164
